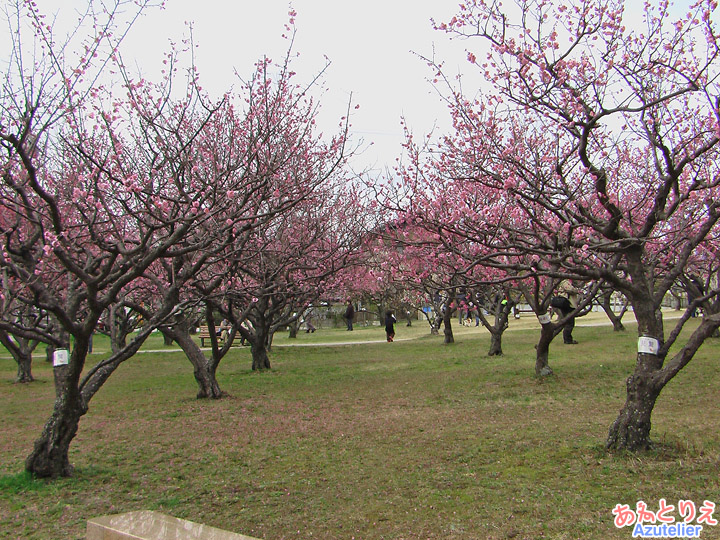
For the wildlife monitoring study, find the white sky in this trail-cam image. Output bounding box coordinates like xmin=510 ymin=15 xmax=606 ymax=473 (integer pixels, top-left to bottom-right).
xmin=120 ymin=0 xmax=473 ymax=175
xmin=24 ymin=0 xmax=471 ymax=175
xmin=4 ymin=0 xmax=707 ymax=175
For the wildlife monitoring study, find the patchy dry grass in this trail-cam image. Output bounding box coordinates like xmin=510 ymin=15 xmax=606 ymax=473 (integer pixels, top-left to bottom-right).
xmin=1 ymin=315 xmax=720 ymax=540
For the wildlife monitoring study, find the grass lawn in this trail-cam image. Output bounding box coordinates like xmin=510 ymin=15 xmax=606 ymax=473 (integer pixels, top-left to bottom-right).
xmin=1 ymin=313 xmax=719 ymax=539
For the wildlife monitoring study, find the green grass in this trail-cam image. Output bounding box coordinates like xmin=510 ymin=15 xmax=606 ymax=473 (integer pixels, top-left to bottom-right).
xmin=1 ymin=313 xmax=719 ymax=539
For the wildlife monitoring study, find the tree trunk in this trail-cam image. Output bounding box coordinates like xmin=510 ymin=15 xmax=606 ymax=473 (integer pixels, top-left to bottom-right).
xmin=163 ymin=333 xmax=174 ymax=346
xmin=15 ymin=350 xmax=34 ymax=383
xmin=443 ymin=307 xmax=454 ymax=344
xmin=25 ymin=303 xmax=172 ymax=479
xmin=110 ymin=328 xmax=127 ymax=353
xmin=190 ymin=355 xmax=223 ymax=398
xmin=488 ymin=331 xmax=503 ymax=356
xmin=535 ymin=323 xmax=555 ymax=377
xmin=611 ymin=318 xmax=626 ymax=332
xmin=160 ymin=324 xmax=223 ymax=399
xmin=605 ymin=292 xmax=720 ymax=451
xmin=601 ymin=290 xmax=626 ymax=332
xmin=606 ymin=357 xmax=661 ymax=451
xmin=485 ymin=300 xmax=511 ymax=356
xmin=703 ymin=305 xmax=720 ymax=338
xmin=430 ymin=312 xmax=441 ymax=335
xmin=0 ymin=332 xmax=36 ymax=382
xmin=251 ymin=341 xmax=272 ymax=371
xmin=267 ymin=329 xmax=275 ymax=351
xmin=606 ymin=280 xmax=665 ymax=451
xmin=108 ymin=304 xmax=132 ymax=354
xmin=25 ymin=364 xmax=87 ymax=478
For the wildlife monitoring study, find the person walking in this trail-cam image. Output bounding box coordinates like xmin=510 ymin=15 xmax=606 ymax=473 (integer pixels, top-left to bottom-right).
xmin=302 ymin=308 xmax=316 ymax=333
xmin=385 ymin=310 xmax=397 ymax=342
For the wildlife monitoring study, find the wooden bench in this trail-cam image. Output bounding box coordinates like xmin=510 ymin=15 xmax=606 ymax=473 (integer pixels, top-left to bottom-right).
xmin=198 ymin=326 xmax=220 ymax=347
xmin=87 ymin=510 xmax=259 ymax=540
xmin=198 ymin=326 xmax=245 ymax=347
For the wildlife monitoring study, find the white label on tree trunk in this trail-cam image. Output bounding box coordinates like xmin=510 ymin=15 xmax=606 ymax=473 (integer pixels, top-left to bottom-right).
xmin=537 ymin=313 xmax=551 ymax=324
xmin=638 ymin=337 xmax=660 ymax=355
xmin=53 ymin=348 xmax=69 ymax=366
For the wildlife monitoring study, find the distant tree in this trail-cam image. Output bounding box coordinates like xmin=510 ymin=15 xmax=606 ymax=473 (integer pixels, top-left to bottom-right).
xmin=210 ymin=182 xmax=364 ymax=371
xmin=0 ymin=285 xmax=51 ymax=382
xmin=472 ymin=285 xmax=514 ymax=357
xmin=598 ymin=285 xmax=629 ymax=332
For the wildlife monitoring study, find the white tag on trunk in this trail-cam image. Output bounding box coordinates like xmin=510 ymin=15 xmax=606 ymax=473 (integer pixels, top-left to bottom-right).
xmin=53 ymin=348 xmax=69 ymax=366
xmin=638 ymin=337 xmax=660 ymax=355
xmin=537 ymin=313 xmax=551 ymax=324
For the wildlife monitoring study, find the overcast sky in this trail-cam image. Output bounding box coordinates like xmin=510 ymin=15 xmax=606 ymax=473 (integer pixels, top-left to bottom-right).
xmin=28 ymin=0 xmax=475 ymax=174
xmin=134 ymin=0 xmax=474 ymax=174
xmin=9 ymin=0 xmax=707 ymax=174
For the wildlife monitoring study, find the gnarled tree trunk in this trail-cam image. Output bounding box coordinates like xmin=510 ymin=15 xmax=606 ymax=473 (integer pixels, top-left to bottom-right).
xmin=26 ymin=344 xmax=86 ymax=478
xmin=488 ymin=332 xmax=503 ymax=357
xmin=606 ymin=353 xmax=662 ymax=451
xmin=0 ymin=332 xmax=36 ymax=383
xmin=600 ymin=289 xmax=627 ymax=332
xmin=482 ymin=298 xmax=512 ymax=357
xmin=607 ymin=299 xmax=720 ymax=451
xmin=606 ymin=295 xmax=664 ymax=451
xmin=251 ymin=341 xmax=271 ymax=371
xmin=249 ymin=322 xmax=272 ymax=371
xmin=16 ymin=354 xmax=34 ymax=383
xmin=160 ymin=320 xmax=223 ymax=399
xmin=107 ymin=303 xmax=135 ymax=353
xmin=535 ymin=321 xmax=555 ymax=377
xmin=25 ymin=376 xmax=86 ymax=476
xmin=288 ymin=318 xmax=300 ymax=339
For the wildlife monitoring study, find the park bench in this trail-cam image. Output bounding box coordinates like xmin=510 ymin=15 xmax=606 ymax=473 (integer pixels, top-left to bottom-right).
xmin=197 ymin=326 xmax=220 ymax=347
xmin=87 ymin=510 xmax=259 ymax=540
xmin=198 ymin=326 xmax=245 ymax=347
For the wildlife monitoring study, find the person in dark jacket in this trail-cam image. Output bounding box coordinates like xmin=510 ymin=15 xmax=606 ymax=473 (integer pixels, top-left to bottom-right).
xmin=344 ymin=299 xmax=355 ymax=331
xmin=385 ymin=310 xmax=397 ymax=342
xmin=550 ymin=295 xmax=577 ymax=344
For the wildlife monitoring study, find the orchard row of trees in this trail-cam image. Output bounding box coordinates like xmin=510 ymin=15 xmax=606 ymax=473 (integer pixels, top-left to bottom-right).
xmin=0 ymin=1 xmax=372 ymax=477
xmin=2 ymin=0 xmax=720 ymax=478
xmin=381 ymin=0 xmax=720 ymax=452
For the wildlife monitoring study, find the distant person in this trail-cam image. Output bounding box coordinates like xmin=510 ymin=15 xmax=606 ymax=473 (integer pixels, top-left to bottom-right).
xmin=304 ymin=309 xmax=316 ymax=333
xmin=552 ymin=281 xmax=581 ymax=344
xmin=385 ymin=310 xmax=397 ymax=342
xmin=344 ymin=299 xmax=355 ymax=331
xmin=218 ymin=319 xmax=231 ymax=341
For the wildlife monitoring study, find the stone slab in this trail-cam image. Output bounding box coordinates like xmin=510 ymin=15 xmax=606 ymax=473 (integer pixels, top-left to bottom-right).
xmin=87 ymin=510 xmax=259 ymax=540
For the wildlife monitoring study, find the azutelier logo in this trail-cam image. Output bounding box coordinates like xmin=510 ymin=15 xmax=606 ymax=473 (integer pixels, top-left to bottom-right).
xmin=612 ymin=500 xmax=717 ymax=538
